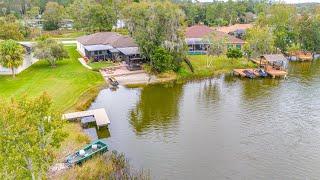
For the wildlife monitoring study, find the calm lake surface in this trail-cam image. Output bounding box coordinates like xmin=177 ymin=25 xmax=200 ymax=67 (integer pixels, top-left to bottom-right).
xmin=89 ymin=61 xmax=320 ymax=179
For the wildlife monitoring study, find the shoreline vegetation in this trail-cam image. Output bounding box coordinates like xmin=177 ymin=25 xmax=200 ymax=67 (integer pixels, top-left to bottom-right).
xmin=125 ymin=55 xmax=256 ymax=88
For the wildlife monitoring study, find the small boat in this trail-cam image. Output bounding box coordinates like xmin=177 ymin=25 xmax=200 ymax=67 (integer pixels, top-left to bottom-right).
xmin=243 ymin=70 xmax=255 ymax=79
xmin=256 ymin=68 xmax=268 ymax=77
xmin=108 ymin=77 xmax=119 ymax=87
xmin=65 ymin=140 xmax=108 ymax=166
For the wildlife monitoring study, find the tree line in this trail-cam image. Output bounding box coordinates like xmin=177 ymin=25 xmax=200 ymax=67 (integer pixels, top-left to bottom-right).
xmin=0 ymin=0 xmax=320 ymax=72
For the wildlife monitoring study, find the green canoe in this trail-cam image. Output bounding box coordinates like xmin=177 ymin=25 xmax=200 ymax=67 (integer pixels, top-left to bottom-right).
xmin=66 ymin=140 xmax=108 ymax=166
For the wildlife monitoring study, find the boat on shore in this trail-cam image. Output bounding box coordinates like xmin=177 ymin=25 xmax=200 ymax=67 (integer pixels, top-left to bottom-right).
xmin=65 ymin=140 xmax=108 ymax=166
xmin=243 ymin=69 xmax=255 ymax=79
xmin=256 ymin=68 xmax=268 ymax=77
xmin=108 ymin=77 xmax=119 ymax=87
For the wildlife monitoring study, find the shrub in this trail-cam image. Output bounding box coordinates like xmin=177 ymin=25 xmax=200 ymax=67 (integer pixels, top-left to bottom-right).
xmin=150 ymin=47 xmax=176 ymax=72
xmin=226 ymin=48 xmax=243 ymax=59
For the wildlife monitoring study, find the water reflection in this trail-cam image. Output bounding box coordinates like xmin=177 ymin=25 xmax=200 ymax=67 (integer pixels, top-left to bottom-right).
xmin=241 ymin=78 xmax=281 ymax=100
xmin=81 ymin=116 xmax=111 ymax=140
xmin=197 ymin=78 xmax=221 ymax=107
xmin=88 ymin=60 xmax=320 ymax=179
xmin=129 ymin=83 xmax=183 ymax=135
xmin=289 ymin=61 xmax=320 ymax=82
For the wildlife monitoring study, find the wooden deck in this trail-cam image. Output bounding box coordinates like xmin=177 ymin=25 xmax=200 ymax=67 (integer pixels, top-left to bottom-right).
xmin=63 ymin=108 xmax=110 ymax=128
xmin=233 ymin=68 xmax=287 ymax=79
xmin=266 ymin=69 xmax=287 ymax=78
xmin=233 ymin=69 xmax=259 ymax=77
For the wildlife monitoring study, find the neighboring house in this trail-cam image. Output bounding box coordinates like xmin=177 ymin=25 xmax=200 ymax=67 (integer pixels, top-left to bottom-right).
xmin=76 ymin=32 xmax=141 ymax=63
xmin=186 ymin=24 xmax=245 ymax=55
xmin=0 ymin=42 xmax=38 ymax=75
xmin=216 ymin=24 xmax=252 ymax=39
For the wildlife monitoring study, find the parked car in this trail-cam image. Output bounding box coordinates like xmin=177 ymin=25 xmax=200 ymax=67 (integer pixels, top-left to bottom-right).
xmin=108 ymin=77 xmax=119 ymax=87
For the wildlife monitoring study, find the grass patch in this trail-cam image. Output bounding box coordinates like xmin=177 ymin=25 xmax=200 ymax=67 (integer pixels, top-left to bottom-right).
xmin=147 ymin=55 xmax=256 ymax=84
xmin=44 ymin=30 xmax=88 ymax=39
xmin=88 ymin=61 xmax=117 ymax=71
xmin=55 ymin=152 xmax=150 ymax=180
xmin=0 ymin=46 xmax=105 ymax=112
xmin=177 ymin=55 xmax=256 ymax=81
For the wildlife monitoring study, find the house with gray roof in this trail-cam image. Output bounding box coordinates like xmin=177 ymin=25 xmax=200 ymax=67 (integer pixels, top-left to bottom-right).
xmin=76 ymin=32 xmax=141 ymax=62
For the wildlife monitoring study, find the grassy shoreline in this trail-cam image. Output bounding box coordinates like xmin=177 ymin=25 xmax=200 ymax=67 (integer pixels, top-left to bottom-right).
xmin=126 ymin=55 xmax=256 ymax=88
xmin=0 ymin=46 xmax=110 ymax=177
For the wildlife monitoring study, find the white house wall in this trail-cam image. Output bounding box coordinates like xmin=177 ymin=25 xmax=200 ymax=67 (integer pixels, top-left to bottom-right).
xmin=0 ymin=54 xmax=38 ymax=75
xmin=76 ymin=42 xmax=86 ymax=57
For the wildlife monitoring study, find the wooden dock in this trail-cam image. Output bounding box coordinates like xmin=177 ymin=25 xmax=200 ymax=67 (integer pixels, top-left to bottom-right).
xmin=233 ymin=68 xmax=287 ymax=79
xmin=233 ymin=69 xmax=259 ymax=77
xmin=63 ymin=108 xmax=110 ymax=128
xmin=266 ymin=69 xmax=287 ymax=78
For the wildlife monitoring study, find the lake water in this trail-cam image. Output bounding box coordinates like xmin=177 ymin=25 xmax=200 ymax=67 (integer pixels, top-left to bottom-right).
xmin=88 ymin=61 xmax=320 ymax=179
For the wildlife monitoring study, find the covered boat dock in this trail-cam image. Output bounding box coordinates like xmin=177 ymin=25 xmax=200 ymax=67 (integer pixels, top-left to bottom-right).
xmin=251 ymin=54 xmax=288 ymax=78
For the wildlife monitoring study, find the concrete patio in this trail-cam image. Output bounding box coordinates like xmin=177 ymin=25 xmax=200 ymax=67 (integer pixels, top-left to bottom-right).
xmin=100 ymin=65 xmax=158 ymax=85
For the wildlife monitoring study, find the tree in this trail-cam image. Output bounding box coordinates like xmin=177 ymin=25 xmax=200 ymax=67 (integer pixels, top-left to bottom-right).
xmin=123 ymin=1 xmax=186 ymax=72
xmin=0 ymin=93 xmax=66 ymax=179
xmin=42 ymin=2 xmax=65 ymax=30
xmin=34 ymin=38 xmax=68 ymax=67
xmin=243 ymin=43 xmax=253 ymax=60
xmin=88 ymin=1 xmax=117 ymax=32
xmin=150 ymin=47 xmax=175 ymax=72
xmin=26 ymin=6 xmax=40 ymax=19
xmin=205 ymin=34 xmax=227 ymax=67
xmin=0 ymin=40 xmax=25 ymax=77
xmin=0 ymin=15 xmax=24 ymax=40
xmin=226 ymin=48 xmax=243 ymax=59
xmin=68 ymin=0 xmax=117 ymax=32
xmin=245 ymin=25 xmax=275 ymax=56
xmin=179 ymin=2 xmax=204 ymax=26
xmin=297 ymin=13 xmax=320 ymax=59
xmin=266 ymin=4 xmax=298 ymax=53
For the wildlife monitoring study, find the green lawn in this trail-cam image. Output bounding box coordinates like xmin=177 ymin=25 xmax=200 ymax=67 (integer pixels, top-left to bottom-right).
xmin=88 ymin=61 xmax=116 ymax=71
xmin=177 ymin=55 xmax=256 ymax=79
xmin=0 ymin=46 xmax=105 ymax=112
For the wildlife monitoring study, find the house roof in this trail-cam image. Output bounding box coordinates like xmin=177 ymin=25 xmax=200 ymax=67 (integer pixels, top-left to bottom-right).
xmin=111 ymin=36 xmax=137 ymax=48
xmin=117 ymin=47 xmax=140 ymax=55
xmin=216 ymin=24 xmax=253 ymax=34
xmin=77 ymin=32 xmax=139 ymax=51
xmin=261 ymin=54 xmax=287 ymax=62
xmin=77 ymin=32 xmax=121 ymax=45
xmin=185 ymin=25 xmax=245 ymax=44
xmin=83 ymin=45 xmax=113 ymax=51
xmin=186 ymin=24 xmax=214 ymax=38
xmin=19 ymin=42 xmax=35 ymax=48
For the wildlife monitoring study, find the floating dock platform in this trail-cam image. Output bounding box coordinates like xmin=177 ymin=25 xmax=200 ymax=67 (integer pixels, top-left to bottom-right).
xmin=233 ymin=69 xmax=259 ymax=77
xmin=233 ymin=68 xmax=287 ymax=79
xmin=63 ymin=108 xmax=110 ymax=129
xmin=266 ymin=69 xmax=287 ymax=78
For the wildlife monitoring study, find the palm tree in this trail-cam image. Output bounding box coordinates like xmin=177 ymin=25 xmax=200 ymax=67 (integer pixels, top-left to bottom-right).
xmin=0 ymin=40 xmax=25 ymax=77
